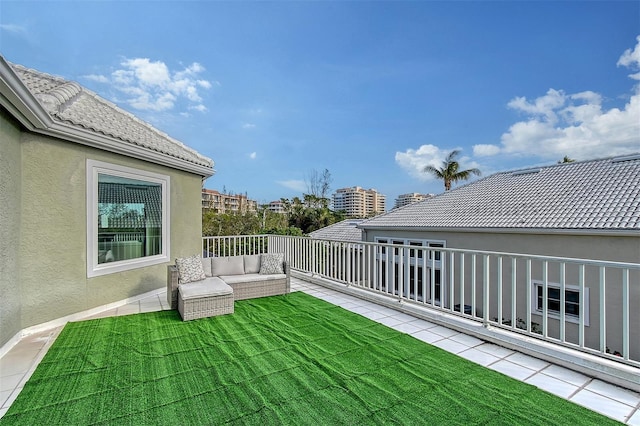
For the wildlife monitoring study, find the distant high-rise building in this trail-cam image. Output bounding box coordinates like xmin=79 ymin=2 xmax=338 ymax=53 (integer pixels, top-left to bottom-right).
xmin=267 ymin=200 xmax=286 ymax=214
xmin=202 ymin=189 xmax=257 ymax=213
xmin=332 ymin=186 xmax=386 ymax=218
xmin=394 ymin=193 xmax=434 ymax=209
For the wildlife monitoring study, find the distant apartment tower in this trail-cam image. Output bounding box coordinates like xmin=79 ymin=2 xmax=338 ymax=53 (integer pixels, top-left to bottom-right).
xmin=202 ymin=189 xmax=257 ymax=214
xmin=394 ymin=193 xmax=434 ymax=209
xmin=333 ymin=186 xmax=386 ymax=218
xmin=267 ymin=200 xmax=286 ymax=214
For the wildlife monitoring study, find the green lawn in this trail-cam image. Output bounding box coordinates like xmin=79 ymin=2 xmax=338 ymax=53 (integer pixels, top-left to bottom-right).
xmin=1 ymin=292 xmax=620 ymax=425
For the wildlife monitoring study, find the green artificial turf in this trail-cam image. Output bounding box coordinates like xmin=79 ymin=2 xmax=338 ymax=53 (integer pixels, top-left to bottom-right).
xmin=1 ymin=292 xmax=620 ymax=425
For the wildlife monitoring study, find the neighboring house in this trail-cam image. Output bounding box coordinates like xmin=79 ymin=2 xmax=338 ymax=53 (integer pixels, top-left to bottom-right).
xmin=309 ymin=219 xmax=365 ymax=242
xmin=0 ymin=57 xmax=214 ymax=350
xmin=358 ymin=155 xmax=640 ymax=360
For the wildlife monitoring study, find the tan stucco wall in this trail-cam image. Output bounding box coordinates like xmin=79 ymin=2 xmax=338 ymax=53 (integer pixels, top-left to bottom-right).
xmin=3 ymin=129 xmax=204 ymax=344
xmin=0 ymin=108 xmax=23 ymax=346
xmin=363 ymin=228 xmax=640 ymax=360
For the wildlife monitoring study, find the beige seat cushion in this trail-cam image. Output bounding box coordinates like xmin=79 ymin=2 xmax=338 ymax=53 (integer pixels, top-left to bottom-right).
xmin=220 ymin=273 xmax=286 ymax=285
xmin=178 ymin=277 xmax=233 ymax=300
xmin=211 ymin=256 xmax=245 ymax=276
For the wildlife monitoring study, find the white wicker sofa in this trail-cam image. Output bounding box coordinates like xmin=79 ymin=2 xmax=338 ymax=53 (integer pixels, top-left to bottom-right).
xmin=167 ymin=253 xmax=290 ymax=321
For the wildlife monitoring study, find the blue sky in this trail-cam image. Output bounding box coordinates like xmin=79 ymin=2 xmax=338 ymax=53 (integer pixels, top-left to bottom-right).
xmin=2 ymin=1 xmax=639 ymax=206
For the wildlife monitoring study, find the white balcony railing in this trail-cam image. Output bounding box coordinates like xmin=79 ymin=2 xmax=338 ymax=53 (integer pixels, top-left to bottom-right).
xmin=203 ymin=235 xmax=640 ymax=369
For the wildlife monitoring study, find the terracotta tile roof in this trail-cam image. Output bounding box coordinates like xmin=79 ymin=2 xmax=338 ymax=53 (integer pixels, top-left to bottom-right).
xmin=10 ymin=63 xmax=213 ymax=169
xmin=309 ymin=219 xmax=365 ymax=241
xmin=360 ymin=155 xmax=640 ymax=231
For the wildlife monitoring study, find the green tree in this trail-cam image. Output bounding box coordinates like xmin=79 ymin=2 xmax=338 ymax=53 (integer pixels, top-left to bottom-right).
xmin=558 ymin=156 xmax=575 ymax=164
xmin=423 ymin=150 xmax=481 ymax=191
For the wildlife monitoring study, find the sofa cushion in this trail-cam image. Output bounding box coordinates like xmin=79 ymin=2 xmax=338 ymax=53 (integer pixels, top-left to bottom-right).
xmin=243 ymin=254 xmax=261 ymax=274
xmin=211 ymin=256 xmax=245 ymax=276
xmin=260 ymin=253 xmax=284 ymax=275
xmin=201 ymin=257 xmax=213 ymax=277
xmin=176 ymin=254 xmax=206 ymax=284
xmin=178 ymin=277 xmax=233 ymax=300
xmin=220 ymin=273 xmax=286 ymax=285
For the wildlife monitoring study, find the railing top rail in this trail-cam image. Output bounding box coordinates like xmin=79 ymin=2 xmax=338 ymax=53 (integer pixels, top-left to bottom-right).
xmin=202 ymin=235 xmax=640 ymax=270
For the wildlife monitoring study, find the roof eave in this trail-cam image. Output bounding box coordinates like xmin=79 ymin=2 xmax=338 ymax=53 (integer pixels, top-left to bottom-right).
xmin=0 ymin=56 xmax=53 ymax=130
xmin=0 ymin=56 xmax=214 ymax=178
xmin=45 ymin=121 xmax=215 ymax=178
xmin=358 ymin=225 xmax=639 ymax=237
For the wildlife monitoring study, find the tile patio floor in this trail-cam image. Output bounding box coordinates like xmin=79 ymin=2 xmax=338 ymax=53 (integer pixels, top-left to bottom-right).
xmin=1 ymin=277 xmax=639 ymax=424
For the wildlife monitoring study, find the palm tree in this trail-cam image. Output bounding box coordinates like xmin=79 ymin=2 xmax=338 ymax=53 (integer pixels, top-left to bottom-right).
xmin=424 ymin=150 xmax=481 ymax=191
xmin=558 ymin=156 xmax=575 ymax=164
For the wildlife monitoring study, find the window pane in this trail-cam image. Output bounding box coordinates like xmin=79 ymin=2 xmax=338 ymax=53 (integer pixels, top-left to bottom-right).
xmin=566 ymin=302 xmax=580 ymax=316
xmin=97 ymin=174 xmax=162 ymax=264
xmin=566 ymin=291 xmax=579 ymax=303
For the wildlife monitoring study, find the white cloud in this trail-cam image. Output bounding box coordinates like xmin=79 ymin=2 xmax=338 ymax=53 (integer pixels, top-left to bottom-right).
xmin=83 ymin=57 xmax=214 ymax=112
xmin=277 ymin=179 xmax=307 ymax=192
xmin=249 ymin=152 xmax=257 ymax=160
xmin=481 ymin=37 xmax=640 ymax=162
xmin=1 ymin=23 xmax=28 ymax=36
xmin=395 ymin=144 xmax=454 ymax=181
xmin=618 ymin=35 xmax=640 ymax=80
xmin=243 ymin=123 xmax=256 ymax=129
xmin=473 ymin=144 xmax=501 ymax=157
xmin=83 ymin=74 xmax=110 ymax=84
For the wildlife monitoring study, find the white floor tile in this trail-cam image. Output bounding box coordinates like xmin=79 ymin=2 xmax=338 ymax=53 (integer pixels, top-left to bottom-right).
xmin=392 ymin=322 xmax=423 ymax=335
xmin=458 ymin=347 xmax=500 ymax=366
xmin=627 ymin=408 xmax=640 ymax=425
xmin=413 ymin=330 xmax=444 ymax=344
xmin=407 ymin=318 xmax=437 ymax=330
xmin=429 ymin=325 xmax=459 ymax=338
xmin=585 ymin=379 xmax=640 ymax=408
xmin=539 ymin=364 xmax=590 ymax=387
xmin=376 ymin=316 xmax=405 ymax=328
xmin=526 ymin=372 xmax=579 ymax=399
xmin=0 ymin=389 xmax=12 ymax=408
xmin=571 ymin=389 xmax=634 ymax=423
xmin=475 ymin=343 xmax=514 ymax=359
xmin=0 ymin=373 xmax=23 ymax=392
xmin=359 ymin=310 xmax=388 ymax=321
xmin=489 ymin=360 xmax=536 ymax=381
xmin=432 ymin=338 xmax=469 ymax=354
xmin=387 ymin=312 xmax=417 ymax=323
xmin=505 ymin=352 xmax=550 ymax=371
xmin=449 ymin=333 xmax=483 ymax=348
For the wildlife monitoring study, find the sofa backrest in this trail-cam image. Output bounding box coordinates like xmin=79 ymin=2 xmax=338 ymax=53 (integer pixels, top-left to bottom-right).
xmin=201 ymin=253 xmax=286 ymax=277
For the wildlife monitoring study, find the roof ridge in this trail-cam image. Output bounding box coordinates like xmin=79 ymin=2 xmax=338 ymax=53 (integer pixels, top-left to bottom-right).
xmin=7 ymin=60 xmax=214 ymax=170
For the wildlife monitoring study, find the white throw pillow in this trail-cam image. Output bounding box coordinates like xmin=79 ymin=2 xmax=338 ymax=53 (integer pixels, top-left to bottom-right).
xmin=259 ymin=253 xmax=284 ymax=275
xmin=175 ymin=254 xmax=206 ymax=284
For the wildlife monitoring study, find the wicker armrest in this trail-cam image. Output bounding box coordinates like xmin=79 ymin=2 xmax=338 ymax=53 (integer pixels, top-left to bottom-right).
xmin=167 ymin=265 xmax=179 ymax=309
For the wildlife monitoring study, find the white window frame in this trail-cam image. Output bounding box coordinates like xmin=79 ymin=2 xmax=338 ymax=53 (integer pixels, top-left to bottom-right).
xmin=87 ymin=160 xmax=170 ymax=278
xmin=531 ymin=280 xmax=590 ymax=326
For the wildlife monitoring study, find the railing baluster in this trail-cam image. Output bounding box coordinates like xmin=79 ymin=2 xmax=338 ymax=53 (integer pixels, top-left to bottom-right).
xmin=497 ymin=256 xmax=503 ymax=326
xmin=599 ymin=266 xmax=606 ymax=355
xmin=559 ymin=262 xmax=566 ymax=342
xmin=622 ymin=268 xmax=630 ymax=360
xmin=542 ymin=260 xmax=548 ymax=338
xmin=483 ymin=255 xmax=490 ymax=326
xmin=526 ymin=259 xmax=532 ymax=333
xmin=471 ymin=254 xmax=477 ymax=318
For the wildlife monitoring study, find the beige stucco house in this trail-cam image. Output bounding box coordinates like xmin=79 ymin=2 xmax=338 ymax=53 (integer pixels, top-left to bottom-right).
xmin=0 ymin=56 xmax=214 ymax=350
xmin=358 ymin=156 xmax=640 ymax=360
